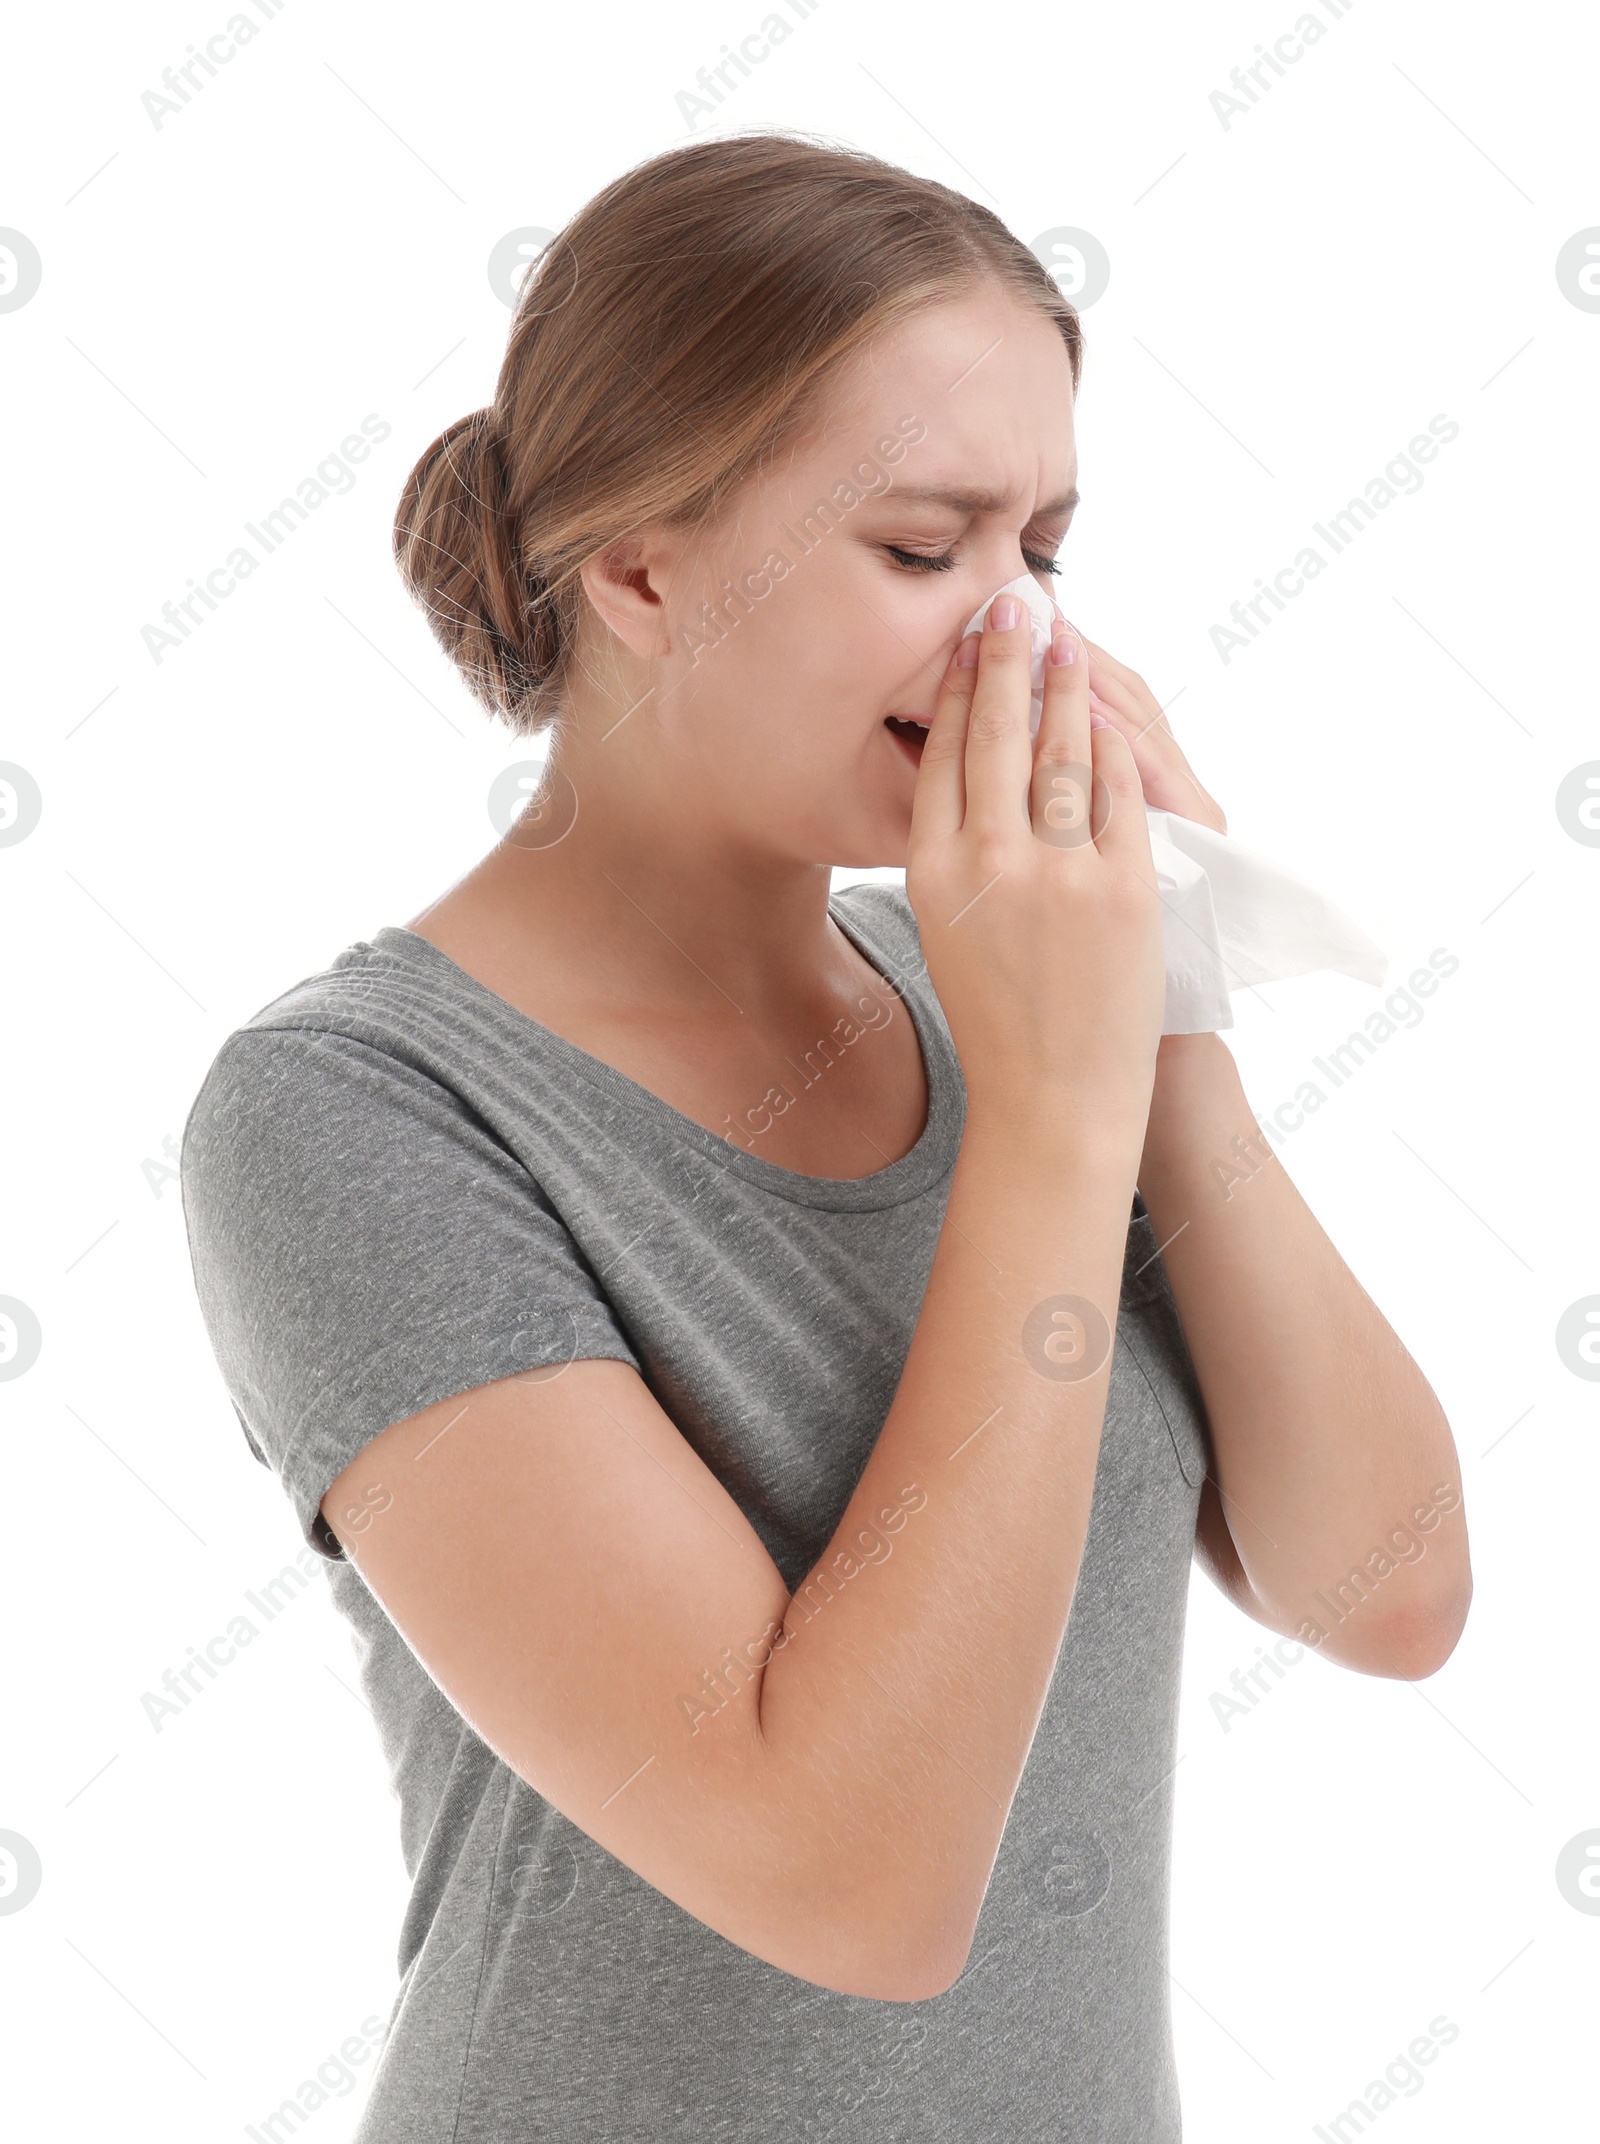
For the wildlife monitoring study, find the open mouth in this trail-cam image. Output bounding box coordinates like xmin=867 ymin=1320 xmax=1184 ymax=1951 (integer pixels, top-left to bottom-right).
xmin=884 ymin=714 xmax=931 ymax=767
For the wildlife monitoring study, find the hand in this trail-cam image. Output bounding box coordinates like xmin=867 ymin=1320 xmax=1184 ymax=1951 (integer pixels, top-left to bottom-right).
xmin=905 ymin=594 xmax=1166 ymax=1141
xmin=1079 ymin=637 xmax=1228 ymax=835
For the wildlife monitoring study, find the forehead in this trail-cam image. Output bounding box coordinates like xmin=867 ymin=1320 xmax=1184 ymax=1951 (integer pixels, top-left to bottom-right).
xmin=881 ymin=476 xmax=1081 ymax=519
xmin=799 ymin=286 xmax=1078 ymax=490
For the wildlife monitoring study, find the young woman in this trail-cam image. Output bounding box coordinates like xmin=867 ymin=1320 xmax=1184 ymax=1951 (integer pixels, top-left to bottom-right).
xmin=181 ymin=132 xmax=1471 ymax=2142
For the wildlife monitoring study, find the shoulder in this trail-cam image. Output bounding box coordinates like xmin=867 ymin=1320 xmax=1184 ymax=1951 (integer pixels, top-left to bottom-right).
xmin=179 ymin=932 xmax=525 ymax=1237
xmin=197 ymin=929 xmax=474 ymax=1083
xmin=182 ymin=928 xmax=503 ymax=1127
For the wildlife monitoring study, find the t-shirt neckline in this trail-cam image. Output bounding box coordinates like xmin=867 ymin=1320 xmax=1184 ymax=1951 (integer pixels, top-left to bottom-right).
xmin=361 ymin=891 xmax=962 ymax=1212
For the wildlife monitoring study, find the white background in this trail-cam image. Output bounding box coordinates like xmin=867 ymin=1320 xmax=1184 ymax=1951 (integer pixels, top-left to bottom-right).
xmin=2 ymin=0 xmax=1597 ymax=2136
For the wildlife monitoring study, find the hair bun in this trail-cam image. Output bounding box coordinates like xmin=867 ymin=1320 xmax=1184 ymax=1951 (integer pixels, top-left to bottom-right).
xmin=392 ymin=407 xmax=558 ymax=729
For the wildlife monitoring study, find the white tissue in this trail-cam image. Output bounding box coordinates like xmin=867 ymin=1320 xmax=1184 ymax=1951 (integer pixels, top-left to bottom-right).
xmin=958 ymin=575 xmax=1389 ymax=1033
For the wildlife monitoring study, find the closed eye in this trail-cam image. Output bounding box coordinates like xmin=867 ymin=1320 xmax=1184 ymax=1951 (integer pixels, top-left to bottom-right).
xmin=884 ymin=544 xmax=1061 ymax=577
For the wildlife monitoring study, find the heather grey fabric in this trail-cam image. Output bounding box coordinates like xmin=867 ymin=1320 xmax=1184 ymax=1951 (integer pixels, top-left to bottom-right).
xmin=180 ymin=882 xmax=1212 ymax=2143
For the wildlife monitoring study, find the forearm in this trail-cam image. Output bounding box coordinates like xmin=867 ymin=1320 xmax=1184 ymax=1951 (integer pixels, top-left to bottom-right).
xmin=1135 ymin=1032 xmax=1471 ymax=1672
xmin=752 ymin=1104 xmax=1143 ymax=1995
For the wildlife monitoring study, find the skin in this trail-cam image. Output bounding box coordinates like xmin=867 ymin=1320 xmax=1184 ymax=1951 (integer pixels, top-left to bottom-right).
xmin=400 ymin=285 xmax=1089 ymax=1177
xmin=323 ymin=283 xmax=1471 ymax=2000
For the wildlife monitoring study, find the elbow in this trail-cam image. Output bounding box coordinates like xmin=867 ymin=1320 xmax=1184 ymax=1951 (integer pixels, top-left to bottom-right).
xmin=739 ymin=1716 xmax=984 ymax=2000
xmin=802 ymin=1921 xmax=965 ymax=1998
xmin=1352 ymin=1584 xmax=1473 ymax=1682
xmin=772 ymin=1879 xmax=979 ymax=2003
xmin=815 ymin=1935 xmax=973 ymax=2006
xmin=876 ymin=1969 xmax=967 ymax=2004
xmin=1405 ymin=1587 xmax=1473 ymax=1680
xmin=859 ymin=1933 xmax=973 ymax=2004
xmin=832 ymin=1863 xmax=984 ymax=2002
xmin=818 ymin=1964 xmax=960 ymax=2004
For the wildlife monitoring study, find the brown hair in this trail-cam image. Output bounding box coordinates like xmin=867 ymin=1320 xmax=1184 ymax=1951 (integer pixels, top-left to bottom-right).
xmin=392 ymin=130 xmax=1083 ymax=738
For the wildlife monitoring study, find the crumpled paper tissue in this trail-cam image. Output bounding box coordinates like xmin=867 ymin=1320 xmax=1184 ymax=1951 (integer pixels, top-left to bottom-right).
xmin=958 ymin=575 xmax=1389 ymax=1033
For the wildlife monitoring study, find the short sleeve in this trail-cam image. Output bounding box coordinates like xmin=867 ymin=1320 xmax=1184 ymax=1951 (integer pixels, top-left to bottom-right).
xmin=179 ymin=1025 xmax=642 ymax=1560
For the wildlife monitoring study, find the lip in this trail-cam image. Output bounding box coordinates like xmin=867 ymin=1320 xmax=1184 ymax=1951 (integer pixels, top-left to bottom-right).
xmin=884 ymin=714 xmax=929 ymax=769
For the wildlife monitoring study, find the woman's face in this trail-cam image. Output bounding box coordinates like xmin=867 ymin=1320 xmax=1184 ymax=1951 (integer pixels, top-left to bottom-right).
xmin=588 ymin=282 xmax=1080 ymax=871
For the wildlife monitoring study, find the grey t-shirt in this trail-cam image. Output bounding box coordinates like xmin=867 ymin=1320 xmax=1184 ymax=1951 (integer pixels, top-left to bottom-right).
xmin=179 ymin=881 xmax=1212 ymax=2144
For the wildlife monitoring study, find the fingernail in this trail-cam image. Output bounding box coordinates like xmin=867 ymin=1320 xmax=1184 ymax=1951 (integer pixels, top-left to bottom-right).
xmin=955 ymin=631 xmax=980 ymax=669
xmin=1050 ymin=628 xmax=1078 ymax=666
xmin=1089 ymin=710 xmax=1109 ymax=729
xmin=989 ymin=594 xmax=1019 ymax=631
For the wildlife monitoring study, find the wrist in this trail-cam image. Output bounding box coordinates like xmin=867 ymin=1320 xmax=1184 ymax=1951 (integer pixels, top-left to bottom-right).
xmin=1138 ymin=1030 xmax=1257 ymax=1182
xmin=1146 ymin=1031 xmax=1238 ymax=1115
xmin=1152 ymin=1028 xmax=1231 ymax=1072
xmin=961 ymin=1085 xmax=1149 ymax=1179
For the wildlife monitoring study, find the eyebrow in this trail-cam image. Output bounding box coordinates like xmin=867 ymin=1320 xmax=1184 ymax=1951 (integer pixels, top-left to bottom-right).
xmin=881 ymin=482 xmax=1081 ymax=517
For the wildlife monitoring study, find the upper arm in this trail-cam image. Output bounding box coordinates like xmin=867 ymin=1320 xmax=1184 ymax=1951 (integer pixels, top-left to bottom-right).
xmin=180 ymin=1024 xmax=646 ymax=1554
xmin=319 ymin=1358 xmax=833 ymax=1966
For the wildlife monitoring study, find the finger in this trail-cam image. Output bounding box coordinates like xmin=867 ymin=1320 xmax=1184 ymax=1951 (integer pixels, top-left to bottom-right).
xmin=1081 ymin=652 xmax=1190 ymax=779
xmin=908 ymin=631 xmax=979 ymax=845
xmin=1088 ymin=677 xmax=1228 ymax=831
xmin=1086 ymin=668 xmax=1168 ymax=749
xmin=1079 ymin=636 xmax=1153 ymax=701
xmin=1030 ymin=620 xmax=1096 ymax=852
xmin=962 ymin=591 xmax=1037 ymax=839
xmin=1085 ymin=679 xmax=1161 ymax=796
xmin=1088 ymin=668 xmax=1191 ymax=773
xmin=1085 ymin=668 xmax=1176 ymax=782
xmin=1086 ymin=721 xmax=1155 ymax=874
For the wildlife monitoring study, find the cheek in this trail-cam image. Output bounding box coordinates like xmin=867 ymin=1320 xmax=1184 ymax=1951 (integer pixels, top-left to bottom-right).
xmin=794 ymin=561 xmax=949 ymax=713
xmin=667 ymin=526 xmax=957 ymax=819
xmin=692 ymin=651 xmax=861 ymax=793
xmin=690 ymin=569 xmax=893 ymax=755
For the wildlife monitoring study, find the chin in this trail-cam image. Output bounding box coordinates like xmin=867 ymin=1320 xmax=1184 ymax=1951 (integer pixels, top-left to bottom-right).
xmin=809 ymin=749 xmax=917 ymax=871
xmin=767 ymin=754 xmax=915 ymax=873
xmin=822 ymin=809 xmax=913 ymax=874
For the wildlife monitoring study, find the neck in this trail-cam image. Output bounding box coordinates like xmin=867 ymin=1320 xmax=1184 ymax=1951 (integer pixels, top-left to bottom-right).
xmin=453 ymin=718 xmax=855 ymax=1026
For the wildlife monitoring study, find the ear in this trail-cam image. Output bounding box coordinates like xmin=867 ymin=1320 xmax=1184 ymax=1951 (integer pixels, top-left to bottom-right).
xmin=579 ymin=534 xmax=678 ymax=662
